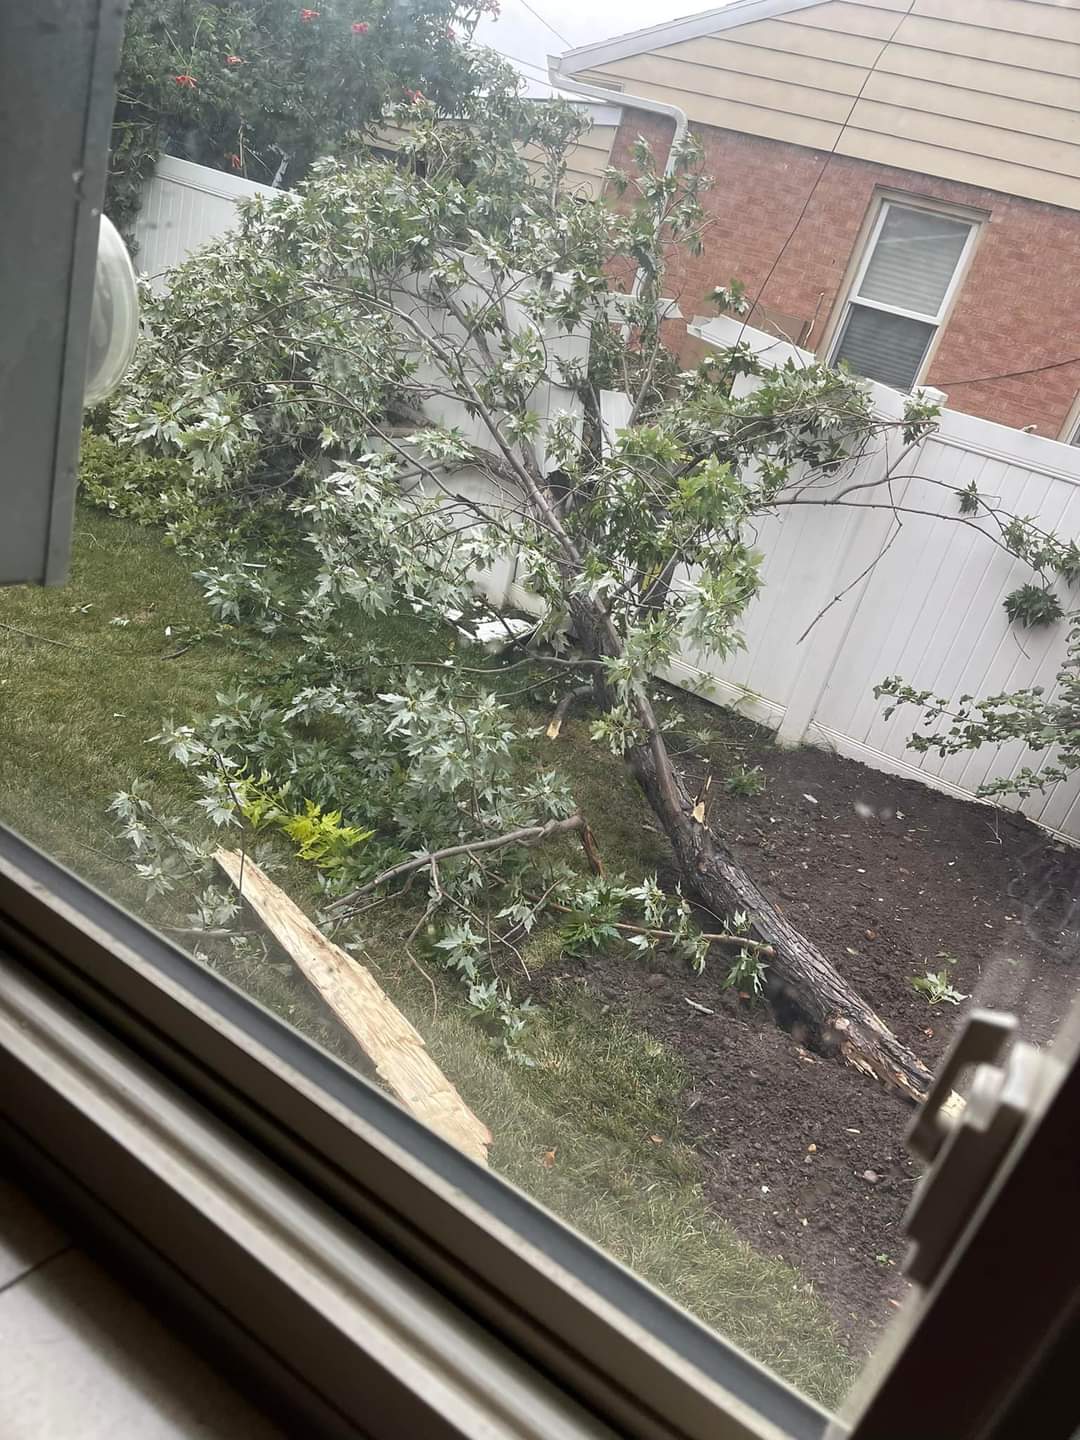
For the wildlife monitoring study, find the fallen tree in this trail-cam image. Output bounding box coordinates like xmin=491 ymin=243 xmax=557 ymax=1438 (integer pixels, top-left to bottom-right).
xmin=106 ymin=98 xmax=1056 ymax=1102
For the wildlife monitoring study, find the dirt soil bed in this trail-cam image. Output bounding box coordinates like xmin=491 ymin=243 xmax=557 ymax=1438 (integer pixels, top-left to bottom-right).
xmin=538 ymin=722 xmax=1080 ymax=1354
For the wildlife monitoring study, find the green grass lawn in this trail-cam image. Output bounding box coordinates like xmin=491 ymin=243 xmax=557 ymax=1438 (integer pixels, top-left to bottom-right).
xmin=0 ymin=504 xmax=856 ymax=1407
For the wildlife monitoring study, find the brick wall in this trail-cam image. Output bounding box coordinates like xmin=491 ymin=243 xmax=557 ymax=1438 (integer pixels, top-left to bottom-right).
xmin=609 ymin=108 xmax=1080 ymax=438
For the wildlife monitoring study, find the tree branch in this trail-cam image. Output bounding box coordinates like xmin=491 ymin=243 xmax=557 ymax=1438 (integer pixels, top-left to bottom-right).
xmin=328 ymin=814 xmax=593 ymax=910
xmin=545 ymin=684 xmax=593 ymax=739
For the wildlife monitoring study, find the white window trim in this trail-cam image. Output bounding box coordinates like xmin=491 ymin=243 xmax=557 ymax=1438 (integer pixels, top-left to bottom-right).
xmin=825 ymin=196 xmax=982 ymax=392
xmin=1057 ymin=390 xmax=1080 ymax=446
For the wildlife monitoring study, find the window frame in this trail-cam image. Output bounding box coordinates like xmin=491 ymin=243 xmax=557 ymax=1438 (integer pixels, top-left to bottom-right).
xmin=1057 ymin=390 xmax=1080 ymax=446
xmin=0 ymin=822 xmax=831 ymax=1440
xmin=3 ymin=803 xmax=1080 ymax=1439
xmin=826 ymin=195 xmax=981 ymax=392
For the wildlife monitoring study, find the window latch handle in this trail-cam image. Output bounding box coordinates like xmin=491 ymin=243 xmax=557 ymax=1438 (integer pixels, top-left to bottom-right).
xmin=903 ymin=1008 xmax=1059 ymax=1288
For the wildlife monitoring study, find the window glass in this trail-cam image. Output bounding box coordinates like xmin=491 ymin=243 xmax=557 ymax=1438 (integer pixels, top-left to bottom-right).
xmin=5 ymin=4 xmax=1080 ymax=1431
xmin=857 ymin=205 xmax=971 ymax=319
xmin=833 ymin=305 xmax=935 ymax=391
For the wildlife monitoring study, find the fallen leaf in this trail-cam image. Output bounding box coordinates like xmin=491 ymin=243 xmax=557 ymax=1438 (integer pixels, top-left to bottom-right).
xmin=862 ymin=1169 xmax=880 ymax=1184
xmin=807 ymin=1143 xmax=817 ymax=1153
xmin=648 ymin=1134 xmax=664 ymax=1145
xmin=691 ymin=800 xmax=706 ymax=823
xmin=541 ymin=1148 xmax=557 ymax=1168
xmin=545 ymin=717 xmax=562 ymax=740
xmin=684 ymin=996 xmax=715 ymax=1015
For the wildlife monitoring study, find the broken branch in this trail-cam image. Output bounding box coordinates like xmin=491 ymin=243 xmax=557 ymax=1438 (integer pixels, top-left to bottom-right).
xmin=215 ymin=847 xmax=491 ymax=1164
xmin=546 ymin=685 xmax=594 ymax=740
xmin=329 ymin=814 xmax=595 ymax=911
xmin=541 ymin=900 xmax=774 ymax=955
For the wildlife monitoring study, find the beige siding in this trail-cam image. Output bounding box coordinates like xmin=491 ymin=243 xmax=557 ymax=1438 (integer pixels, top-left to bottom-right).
xmin=881 ymin=48 xmax=1080 ymax=120
xmin=841 ymin=127 xmax=1080 ymax=209
xmin=522 ymin=125 xmax=619 ymax=198
xmin=863 ymin=72 xmax=1080 ymax=148
xmin=677 ymin=35 xmax=866 ymax=94
xmin=599 ymin=49 xmax=855 ymax=120
xmin=574 ymin=0 xmax=1080 ymax=211
xmin=376 ymin=122 xmax=618 ymax=200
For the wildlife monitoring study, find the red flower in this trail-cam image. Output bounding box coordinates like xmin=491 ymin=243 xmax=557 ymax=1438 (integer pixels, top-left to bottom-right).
xmin=403 ymin=87 xmax=425 ymax=104
xmin=351 ymin=20 xmax=369 ymax=32
xmin=225 ymin=54 xmax=244 ymax=65
xmin=299 ymin=7 xmax=319 ymax=19
xmin=228 ymin=153 xmax=243 ymax=170
xmin=174 ymin=74 xmax=197 ymax=87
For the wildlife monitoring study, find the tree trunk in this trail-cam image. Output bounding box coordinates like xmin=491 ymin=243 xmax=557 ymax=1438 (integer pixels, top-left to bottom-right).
xmin=561 ymin=593 xmax=934 ymax=1103
xmin=629 ymin=742 xmax=934 ymax=1104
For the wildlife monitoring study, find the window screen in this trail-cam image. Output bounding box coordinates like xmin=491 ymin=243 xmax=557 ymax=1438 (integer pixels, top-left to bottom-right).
xmin=834 ymin=306 xmax=935 ymax=391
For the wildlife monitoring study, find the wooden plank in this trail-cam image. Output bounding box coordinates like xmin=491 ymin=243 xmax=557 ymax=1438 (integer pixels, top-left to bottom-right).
xmin=215 ymin=848 xmax=492 ymax=1166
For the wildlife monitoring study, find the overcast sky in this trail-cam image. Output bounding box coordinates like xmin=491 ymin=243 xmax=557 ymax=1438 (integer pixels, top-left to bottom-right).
xmin=474 ymin=0 xmax=729 ymax=95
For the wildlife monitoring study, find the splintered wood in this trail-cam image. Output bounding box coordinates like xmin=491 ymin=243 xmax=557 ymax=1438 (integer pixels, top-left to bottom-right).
xmin=215 ymin=848 xmax=491 ymax=1165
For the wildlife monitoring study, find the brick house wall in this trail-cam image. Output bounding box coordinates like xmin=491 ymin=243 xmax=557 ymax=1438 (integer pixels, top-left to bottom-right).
xmin=609 ymin=108 xmax=1080 ymax=438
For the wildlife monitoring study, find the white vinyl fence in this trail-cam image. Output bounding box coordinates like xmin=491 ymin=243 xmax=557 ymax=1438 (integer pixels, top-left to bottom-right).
xmin=136 ymin=159 xmax=1080 ymax=841
xmin=658 ymin=318 xmax=1080 ymax=841
xmin=134 ymin=155 xmax=280 ymax=291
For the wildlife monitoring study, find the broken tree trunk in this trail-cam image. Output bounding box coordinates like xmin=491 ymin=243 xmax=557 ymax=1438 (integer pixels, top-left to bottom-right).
xmin=628 ymin=747 xmax=935 ymax=1104
xmin=555 ymin=590 xmax=934 ymax=1102
xmin=215 ymin=848 xmax=492 ymax=1164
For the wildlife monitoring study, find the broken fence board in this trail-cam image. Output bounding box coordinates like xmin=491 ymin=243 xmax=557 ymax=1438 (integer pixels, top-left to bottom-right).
xmin=214 ymin=848 xmax=491 ymax=1165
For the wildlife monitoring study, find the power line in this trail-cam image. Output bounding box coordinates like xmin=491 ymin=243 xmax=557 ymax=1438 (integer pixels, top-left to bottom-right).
xmin=495 ymin=47 xmax=556 ymax=79
xmin=513 ymin=0 xmax=573 ymax=49
xmin=933 ymin=355 xmax=1080 ymax=387
xmin=742 ymin=0 xmax=918 ymax=330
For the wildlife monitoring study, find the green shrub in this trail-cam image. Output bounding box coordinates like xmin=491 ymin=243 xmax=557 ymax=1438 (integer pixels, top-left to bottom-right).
xmin=78 ymin=432 xmax=292 ymax=560
xmin=78 ymin=431 xmax=193 ymax=522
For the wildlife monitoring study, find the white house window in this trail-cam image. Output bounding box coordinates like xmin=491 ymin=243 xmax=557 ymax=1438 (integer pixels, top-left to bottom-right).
xmin=831 ymin=201 xmax=976 ymax=391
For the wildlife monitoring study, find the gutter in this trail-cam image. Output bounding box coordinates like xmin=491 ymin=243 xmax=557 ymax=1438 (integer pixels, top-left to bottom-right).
xmin=545 ymin=57 xmax=688 ymax=179
xmin=546 ymin=59 xmax=690 ymax=312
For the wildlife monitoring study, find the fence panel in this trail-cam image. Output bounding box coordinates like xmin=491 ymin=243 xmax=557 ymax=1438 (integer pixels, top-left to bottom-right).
xmin=136 ymin=162 xmax=1080 ymax=840
xmin=133 ymin=156 xmax=280 ymax=289
xmin=690 ymin=317 xmax=1080 ymax=840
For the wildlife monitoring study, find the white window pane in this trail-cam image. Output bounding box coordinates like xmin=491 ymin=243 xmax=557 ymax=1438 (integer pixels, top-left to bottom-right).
xmin=857 ymin=205 xmax=971 ymax=318
xmin=833 ymin=304 xmax=935 ymax=390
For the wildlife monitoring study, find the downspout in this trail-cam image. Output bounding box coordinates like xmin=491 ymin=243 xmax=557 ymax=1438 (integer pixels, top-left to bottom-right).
xmin=547 ymin=61 xmax=688 ymax=311
xmin=545 ymin=61 xmax=689 ymax=330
